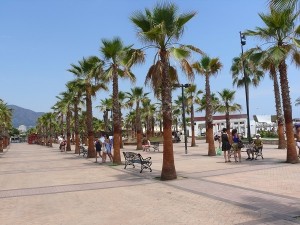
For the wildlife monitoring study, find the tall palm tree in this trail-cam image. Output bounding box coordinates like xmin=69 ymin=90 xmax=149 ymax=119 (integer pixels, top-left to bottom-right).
xmin=52 ymin=99 xmax=66 ymax=138
xmin=192 ymin=56 xmax=222 ymax=156
xmin=60 ymin=90 xmax=75 ymax=151
xmin=185 ymin=84 xmax=203 ymax=147
xmin=217 ymin=89 xmax=242 ymax=132
xmin=130 ymin=2 xmax=201 ymax=180
xmin=42 ymin=112 xmax=56 ymax=147
xmin=68 ymin=56 xmax=107 ymax=158
xmin=125 ymin=87 xmax=149 ymax=150
xmin=66 ymin=79 xmax=84 ymax=154
xmin=245 ymin=8 xmax=300 ymax=163
xmin=100 ymin=37 xmax=144 ymax=164
xmin=248 ymin=47 xmax=286 ymax=149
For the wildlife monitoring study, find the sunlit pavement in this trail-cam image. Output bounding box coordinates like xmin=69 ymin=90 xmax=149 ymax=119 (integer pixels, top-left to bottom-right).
xmin=0 ymin=141 xmax=299 ymax=225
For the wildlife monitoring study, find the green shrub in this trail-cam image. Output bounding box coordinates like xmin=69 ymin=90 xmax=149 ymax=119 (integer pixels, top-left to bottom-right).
xmin=258 ymin=130 xmax=278 ymax=138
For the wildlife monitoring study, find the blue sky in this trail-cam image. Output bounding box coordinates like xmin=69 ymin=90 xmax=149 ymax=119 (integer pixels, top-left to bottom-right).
xmin=1 ymin=0 xmax=300 ymax=119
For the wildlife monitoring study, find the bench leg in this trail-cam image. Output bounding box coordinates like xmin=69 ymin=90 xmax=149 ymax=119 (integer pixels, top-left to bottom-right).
xmin=140 ymin=162 xmax=152 ymax=173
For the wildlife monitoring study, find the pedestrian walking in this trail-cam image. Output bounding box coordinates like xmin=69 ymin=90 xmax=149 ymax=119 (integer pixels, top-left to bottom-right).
xmin=221 ymin=128 xmax=231 ymax=163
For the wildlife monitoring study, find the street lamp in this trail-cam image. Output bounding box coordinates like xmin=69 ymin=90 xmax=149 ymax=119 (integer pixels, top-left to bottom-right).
xmin=239 ymin=31 xmax=251 ymax=143
xmin=174 ymin=83 xmax=191 ymax=154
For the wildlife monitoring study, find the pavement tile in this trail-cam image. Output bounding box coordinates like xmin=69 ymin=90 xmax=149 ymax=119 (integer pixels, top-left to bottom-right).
xmin=0 ymin=141 xmax=299 ymax=225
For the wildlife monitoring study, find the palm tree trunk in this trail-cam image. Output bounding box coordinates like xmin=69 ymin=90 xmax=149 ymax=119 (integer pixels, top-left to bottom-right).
xmin=160 ymin=51 xmax=177 ymax=180
xmin=136 ymin=102 xmax=143 ymax=150
xmin=112 ymin=67 xmax=121 ymax=164
xmin=278 ymin=61 xmax=298 ymax=163
xmin=74 ymin=102 xmax=80 ymax=154
xmin=49 ymin=122 xmax=53 ymax=147
xmin=60 ymin=113 xmax=64 ymax=136
xmin=190 ymin=103 xmax=196 ymax=146
xmin=270 ymin=66 xmax=286 ymax=149
xmin=226 ymin=108 xmax=231 ymax=140
xmin=86 ymin=89 xmax=96 ymax=158
xmin=206 ymin=75 xmax=215 ymax=156
xmin=66 ymin=107 xmax=72 ymax=151
xmin=119 ymin=105 xmax=124 ymax=149
xmin=151 ymin=116 xmax=155 ymax=137
xmin=146 ymin=116 xmax=151 ymax=138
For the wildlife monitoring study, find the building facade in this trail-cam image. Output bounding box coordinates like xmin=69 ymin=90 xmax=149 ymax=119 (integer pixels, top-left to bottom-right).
xmin=187 ymin=114 xmax=249 ymax=138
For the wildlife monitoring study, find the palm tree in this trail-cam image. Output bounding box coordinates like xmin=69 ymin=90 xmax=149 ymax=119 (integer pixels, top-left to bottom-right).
xmin=60 ymin=90 xmax=75 ymax=151
xmin=185 ymin=84 xmax=203 ymax=147
xmin=245 ymin=8 xmax=300 ymax=163
xmin=173 ymin=96 xmax=183 ymax=134
xmin=269 ymin=0 xmax=297 ymax=10
xmin=118 ymin=91 xmax=127 ymax=149
xmin=130 ymin=2 xmax=201 ymax=180
xmin=296 ymin=97 xmax=300 ymax=120
xmin=0 ymin=100 xmax=12 ymax=151
xmin=217 ymin=89 xmax=242 ymax=132
xmin=195 ymin=93 xmax=220 ymax=143
xmin=195 ymin=93 xmax=220 ymax=114
xmin=231 ymin=55 xmax=264 ymax=88
xmin=248 ymin=48 xmax=286 ymax=149
xmin=68 ymin=56 xmax=107 ymax=158
xmin=141 ymin=99 xmax=156 ymax=139
xmin=66 ymin=79 xmax=84 ymax=154
xmin=100 ymin=37 xmax=144 ymax=164
xmin=97 ymin=98 xmax=113 ymax=133
xmin=124 ymin=111 xmax=136 ymax=139
xmin=125 ymin=87 xmax=149 ymax=150
xmin=192 ymin=56 xmax=222 ymax=156
xmin=42 ymin=112 xmax=56 ymax=147
xmin=52 ymin=96 xmax=68 ymax=140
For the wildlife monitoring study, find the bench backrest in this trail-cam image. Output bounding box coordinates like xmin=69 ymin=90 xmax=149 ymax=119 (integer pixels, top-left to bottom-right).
xmin=123 ymin=152 xmax=139 ymax=160
xmin=152 ymin=142 xmax=159 ymax=146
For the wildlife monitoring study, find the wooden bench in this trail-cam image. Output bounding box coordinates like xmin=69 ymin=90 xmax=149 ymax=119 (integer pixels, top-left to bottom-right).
xmin=79 ymin=145 xmax=87 ymax=157
xmin=123 ymin=152 xmax=152 ymax=173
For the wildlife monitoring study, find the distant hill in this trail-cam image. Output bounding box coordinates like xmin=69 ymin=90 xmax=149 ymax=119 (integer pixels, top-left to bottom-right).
xmin=8 ymin=105 xmax=45 ymax=128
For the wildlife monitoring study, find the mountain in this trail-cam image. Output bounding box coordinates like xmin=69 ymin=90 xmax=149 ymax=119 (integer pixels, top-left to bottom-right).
xmin=8 ymin=105 xmax=45 ymax=128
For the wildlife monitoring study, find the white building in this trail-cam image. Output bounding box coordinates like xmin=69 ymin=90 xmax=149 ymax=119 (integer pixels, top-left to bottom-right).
xmin=187 ymin=114 xmax=256 ymax=138
xmin=18 ymin=125 xmax=27 ymax=133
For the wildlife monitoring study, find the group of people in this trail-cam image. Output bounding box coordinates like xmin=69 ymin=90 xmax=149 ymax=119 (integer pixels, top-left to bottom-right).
xmin=220 ymin=128 xmax=263 ymax=163
xmin=95 ymin=134 xmax=113 ymax=163
xmin=58 ymin=135 xmax=66 ymax=152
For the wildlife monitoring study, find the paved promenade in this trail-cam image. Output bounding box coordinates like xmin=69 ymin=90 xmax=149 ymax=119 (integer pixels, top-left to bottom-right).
xmin=0 ymin=140 xmax=299 ymax=225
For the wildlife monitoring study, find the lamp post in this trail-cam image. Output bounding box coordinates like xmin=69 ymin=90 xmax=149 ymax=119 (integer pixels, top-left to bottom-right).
xmin=239 ymin=31 xmax=251 ymax=143
xmin=174 ymin=83 xmax=191 ymax=154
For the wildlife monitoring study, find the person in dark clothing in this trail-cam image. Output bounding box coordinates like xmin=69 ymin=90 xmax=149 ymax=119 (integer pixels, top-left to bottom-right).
xmin=221 ymin=128 xmax=231 ymax=163
xmin=95 ymin=139 xmax=102 ymax=162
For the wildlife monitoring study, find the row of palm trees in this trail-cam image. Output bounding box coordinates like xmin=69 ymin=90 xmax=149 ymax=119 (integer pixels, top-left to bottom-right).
xmin=0 ymin=99 xmax=12 ymax=151
xmin=33 ymin=2 xmax=299 ymax=181
xmin=233 ymin=1 xmax=300 ymax=163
